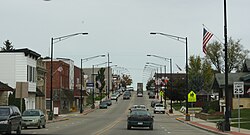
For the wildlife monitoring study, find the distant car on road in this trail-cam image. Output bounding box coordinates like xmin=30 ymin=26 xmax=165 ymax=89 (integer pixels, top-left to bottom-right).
xmin=22 ymin=109 xmax=46 ymax=129
xmin=148 ymin=92 xmax=155 ymax=99
xmin=127 ymin=109 xmax=154 ymax=130
xmin=123 ymin=93 xmax=130 ymax=100
xmin=137 ymin=92 xmax=143 ymax=97
xmin=0 ymin=105 xmax=22 ymax=134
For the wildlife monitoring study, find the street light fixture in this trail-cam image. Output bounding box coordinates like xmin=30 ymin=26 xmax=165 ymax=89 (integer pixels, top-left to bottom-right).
xmin=146 ymin=62 xmax=165 ymax=101
xmin=49 ymin=32 xmax=88 ymax=120
xmin=147 ymin=54 xmax=173 ymax=113
xmin=150 ymin=32 xmax=189 ymax=121
xmin=80 ymin=54 xmax=105 ymax=113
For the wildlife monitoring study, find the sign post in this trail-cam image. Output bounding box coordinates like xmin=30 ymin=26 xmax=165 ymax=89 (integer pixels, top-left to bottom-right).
xmin=234 ymin=82 xmax=244 ymax=132
xmin=187 ymin=91 xmax=196 ymax=121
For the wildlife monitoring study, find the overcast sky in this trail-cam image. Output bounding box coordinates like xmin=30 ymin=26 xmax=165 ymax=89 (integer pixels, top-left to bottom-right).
xmin=1 ymin=0 xmax=250 ymax=87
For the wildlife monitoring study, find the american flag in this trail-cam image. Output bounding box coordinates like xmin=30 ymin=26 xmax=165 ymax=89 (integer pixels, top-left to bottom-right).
xmin=203 ymin=28 xmax=213 ymax=54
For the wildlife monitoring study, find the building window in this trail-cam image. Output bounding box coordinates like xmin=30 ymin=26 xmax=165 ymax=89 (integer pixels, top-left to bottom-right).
xmin=27 ymin=65 xmax=36 ymax=82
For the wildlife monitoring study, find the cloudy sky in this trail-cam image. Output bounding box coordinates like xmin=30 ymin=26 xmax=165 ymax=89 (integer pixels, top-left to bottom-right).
xmin=1 ymin=0 xmax=250 ymax=87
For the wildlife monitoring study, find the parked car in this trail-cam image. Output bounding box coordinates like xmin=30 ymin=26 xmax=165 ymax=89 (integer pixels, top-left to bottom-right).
xmin=99 ymin=102 xmax=108 ymax=109
xmin=127 ymin=109 xmax=154 ymax=130
xmin=102 ymin=99 xmax=112 ymax=106
xmin=0 ymin=105 xmax=22 ymax=134
xmin=154 ymin=103 xmax=165 ymax=114
xmin=22 ymin=109 xmax=46 ymax=129
xmin=111 ymin=93 xmax=118 ymax=100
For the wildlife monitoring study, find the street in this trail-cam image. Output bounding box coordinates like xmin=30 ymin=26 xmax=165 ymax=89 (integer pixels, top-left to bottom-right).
xmin=22 ymin=92 xmax=216 ymax=135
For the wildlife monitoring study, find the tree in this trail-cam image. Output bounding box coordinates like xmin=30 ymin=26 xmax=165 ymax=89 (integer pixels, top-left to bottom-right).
xmin=188 ymin=55 xmax=214 ymax=93
xmin=205 ymin=38 xmax=249 ymax=73
xmin=1 ymin=40 xmax=15 ymax=51
xmin=95 ymin=68 xmax=106 ymax=101
xmin=121 ymin=74 xmax=132 ymax=87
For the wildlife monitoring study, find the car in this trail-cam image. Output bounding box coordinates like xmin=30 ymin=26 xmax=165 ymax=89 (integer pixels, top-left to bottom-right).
xmin=148 ymin=92 xmax=155 ymax=99
xmin=22 ymin=109 xmax=46 ymax=129
xmin=151 ymin=100 xmax=161 ymax=108
xmin=137 ymin=92 xmax=143 ymax=97
xmin=0 ymin=105 xmax=22 ymax=134
xmin=111 ymin=94 xmax=118 ymax=100
xmin=102 ymin=99 xmax=112 ymax=106
xmin=129 ymin=105 xmax=148 ymax=112
xmin=123 ymin=93 xmax=130 ymax=100
xmin=154 ymin=103 xmax=165 ymax=114
xmin=127 ymin=109 xmax=154 ymax=130
xmin=99 ymin=102 xmax=108 ymax=109
xmin=124 ymin=91 xmax=131 ymax=97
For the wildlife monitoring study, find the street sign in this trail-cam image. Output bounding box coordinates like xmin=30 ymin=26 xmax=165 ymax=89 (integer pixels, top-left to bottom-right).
xmin=159 ymin=91 xmax=164 ymax=96
xmin=86 ymin=83 xmax=94 ymax=88
xmin=234 ymin=82 xmax=244 ymax=95
xmin=188 ymin=91 xmax=196 ymax=102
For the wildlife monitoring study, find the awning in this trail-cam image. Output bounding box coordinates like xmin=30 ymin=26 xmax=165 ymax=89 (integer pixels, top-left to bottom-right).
xmin=0 ymin=81 xmax=14 ymax=91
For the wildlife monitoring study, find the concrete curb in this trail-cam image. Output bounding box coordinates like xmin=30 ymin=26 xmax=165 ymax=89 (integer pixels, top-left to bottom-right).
xmin=175 ymin=117 xmax=229 ymax=135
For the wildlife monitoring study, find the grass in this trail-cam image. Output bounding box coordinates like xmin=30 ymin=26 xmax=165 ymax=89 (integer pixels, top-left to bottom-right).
xmin=231 ymin=108 xmax=250 ymax=130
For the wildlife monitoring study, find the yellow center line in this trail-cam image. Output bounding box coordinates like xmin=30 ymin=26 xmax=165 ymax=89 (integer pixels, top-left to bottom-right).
xmin=94 ymin=92 xmax=135 ymax=135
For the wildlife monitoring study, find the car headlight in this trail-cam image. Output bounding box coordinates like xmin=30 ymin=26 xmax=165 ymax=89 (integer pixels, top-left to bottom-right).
xmin=0 ymin=120 xmax=9 ymax=124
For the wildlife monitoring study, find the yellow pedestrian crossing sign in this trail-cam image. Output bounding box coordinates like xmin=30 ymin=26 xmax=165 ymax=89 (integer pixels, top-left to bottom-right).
xmin=159 ymin=91 xmax=164 ymax=96
xmin=188 ymin=91 xmax=196 ymax=102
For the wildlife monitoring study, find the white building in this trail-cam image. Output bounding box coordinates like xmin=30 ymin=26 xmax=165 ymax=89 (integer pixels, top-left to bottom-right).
xmin=0 ymin=48 xmax=40 ymax=109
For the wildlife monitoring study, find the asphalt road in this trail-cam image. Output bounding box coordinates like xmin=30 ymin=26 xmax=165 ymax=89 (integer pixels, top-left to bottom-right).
xmin=22 ymin=91 xmax=217 ymax=135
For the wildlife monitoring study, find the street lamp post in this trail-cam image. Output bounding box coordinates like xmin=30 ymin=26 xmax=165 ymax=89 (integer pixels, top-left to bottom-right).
xmin=80 ymin=54 xmax=105 ymax=113
xmin=146 ymin=62 xmax=165 ymax=100
xmin=49 ymin=32 xmax=88 ymax=120
xmin=147 ymin=54 xmax=173 ymax=113
xmin=150 ymin=32 xmax=189 ymax=120
xmin=224 ymin=0 xmax=230 ymax=131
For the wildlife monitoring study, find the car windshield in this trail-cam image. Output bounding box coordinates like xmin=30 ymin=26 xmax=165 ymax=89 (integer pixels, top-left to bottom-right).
xmin=131 ymin=110 xmax=150 ymax=116
xmin=0 ymin=108 xmax=10 ymax=116
xmin=22 ymin=110 xmax=40 ymax=116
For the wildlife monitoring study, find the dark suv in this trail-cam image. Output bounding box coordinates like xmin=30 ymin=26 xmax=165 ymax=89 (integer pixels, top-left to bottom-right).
xmin=0 ymin=106 xmax=22 ymax=134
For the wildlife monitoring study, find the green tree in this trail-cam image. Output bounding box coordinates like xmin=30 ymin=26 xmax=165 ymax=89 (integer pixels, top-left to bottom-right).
xmin=1 ymin=40 xmax=15 ymax=51
xmin=121 ymin=74 xmax=132 ymax=87
xmin=95 ymin=68 xmax=106 ymax=101
xmin=205 ymin=38 xmax=249 ymax=73
xmin=146 ymin=79 xmax=154 ymax=90
xmin=189 ymin=55 xmax=214 ymax=93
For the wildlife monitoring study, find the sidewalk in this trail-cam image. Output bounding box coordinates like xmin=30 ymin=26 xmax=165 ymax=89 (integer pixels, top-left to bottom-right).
xmin=47 ymin=101 xmax=100 ymax=123
xmin=166 ymin=108 xmax=250 ymax=135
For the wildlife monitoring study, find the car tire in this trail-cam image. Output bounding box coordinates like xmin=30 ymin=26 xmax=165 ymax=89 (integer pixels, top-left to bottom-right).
xmin=127 ymin=124 xmax=131 ymax=130
xmin=16 ymin=125 xmax=21 ymax=134
xmin=149 ymin=124 xmax=153 ymax=130
xmin=154 ymin=111 xmax=156 ymax=114
xmin=42 ymin=124 xmax=46 ymax=128
xmin=163 ymin=111 xmax=165 ymax=114
xmin=38 ymin=122 xmax=41 ymax=129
